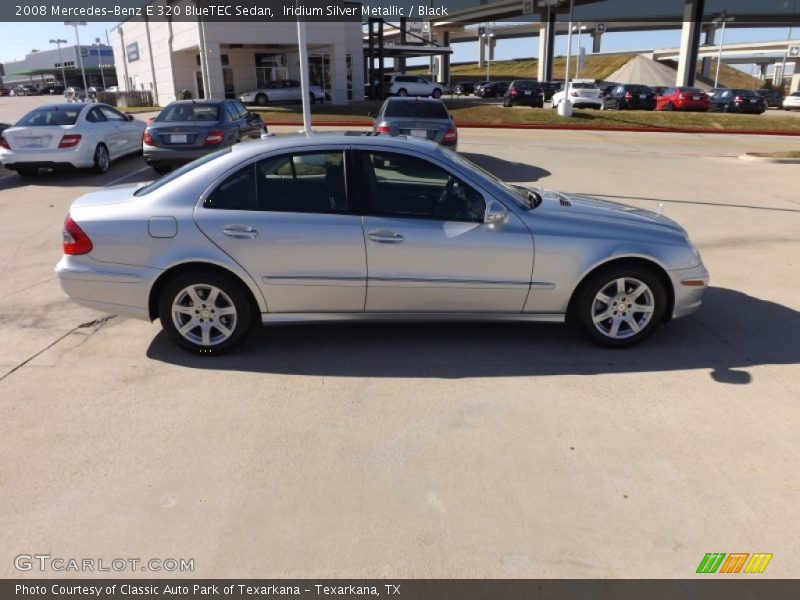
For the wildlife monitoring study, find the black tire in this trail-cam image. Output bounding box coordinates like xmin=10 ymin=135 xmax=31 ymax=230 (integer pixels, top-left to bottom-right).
xmin=255 ymin=93 xmax=267 ymax=106
xmin=152 ymin=164 xmax=171 ymax=175
xmin=722 ymin=105 xmax=730 ymax=113
xmin=397 ymin=88 xmax=408 ymax=97
xmin=502 ymin=98 xmax=510 ymax=107
xmin=90 ymin=144 xmax=110 ymax=174
xmin=432 ymin=88 xmax=442 ymax=99
xmin=309 ymin=92 xmax=315 ymax=103
xmin=572 ymin=264 xmax=667 ymax=348
xmin=666 ymin=102 xmax=675 ymax=111
xmin=158 ymin=270 xmax=254 ymax=355
xmin=15 ymin=166 xmax=38 ymax=177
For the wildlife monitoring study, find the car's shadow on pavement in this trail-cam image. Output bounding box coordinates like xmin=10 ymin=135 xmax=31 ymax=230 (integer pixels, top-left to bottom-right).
xmin=460 ymin=153 xmax=550 ymax=183
xmin=0 ymin=154 xmax=151 ymax=190
xmin=146 ymin=287 xmax=799 ymax=384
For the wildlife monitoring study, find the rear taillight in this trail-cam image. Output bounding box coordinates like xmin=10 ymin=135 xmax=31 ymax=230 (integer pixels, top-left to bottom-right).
xmin=58 ymin=134 xmax=81 ymax=148
xmin=376 ymin=124 xmax=391 ymax=134
xmin=0 ymin=135 xmax=9 ymax=150
xmin=624 ymin=92 xmax=633 ymax=99
xmin=734 ymin=96 xmax=744 ymax=104
xmin=510 ymin=88 xmax=518 ymax=96
xmin=570 ymin=91 xmax=579 ymax=97
xmin=443 ymin=128 xmax=458 ymax=143
xmin=678 ymin=94 xmax=686 ymax=100
xmin=62 ymin=215 xmax=93 ymax=255
xmin=203 ymin=130 xmax=225 ymax=145
xmin=143 ymin=131 xmax=154 ymax=146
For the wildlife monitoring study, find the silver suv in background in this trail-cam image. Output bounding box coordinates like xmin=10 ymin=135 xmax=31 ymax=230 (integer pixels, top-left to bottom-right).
xmin=384 ymin=74 xmax=444 ymax=98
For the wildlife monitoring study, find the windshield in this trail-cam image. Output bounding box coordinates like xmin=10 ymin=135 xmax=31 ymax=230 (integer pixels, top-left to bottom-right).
xmin=384 ymin=102 xmax=449 ymax=119
xmin=445 ymin=148 xmax=532 ymax=210
xmin=134 ymin=149 xmax=232 ymax=197
xmin=17 ymin=106 xmax=80 ymax=126
xmin=157 ymin=103 xmax=221 ymax=122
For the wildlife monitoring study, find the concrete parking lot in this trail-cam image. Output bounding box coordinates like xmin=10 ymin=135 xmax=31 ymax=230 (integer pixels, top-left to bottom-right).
xmin=1 ymin=96 xmax=799 ymax=578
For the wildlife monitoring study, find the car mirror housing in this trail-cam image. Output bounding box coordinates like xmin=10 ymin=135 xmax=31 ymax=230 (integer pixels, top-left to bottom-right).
xmin=484 ymin=199 xmax=508 ymax=225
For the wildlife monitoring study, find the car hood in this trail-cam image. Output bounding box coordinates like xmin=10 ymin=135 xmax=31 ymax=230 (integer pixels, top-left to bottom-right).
xmin=529 ymin=187 xmax=687 ymax=236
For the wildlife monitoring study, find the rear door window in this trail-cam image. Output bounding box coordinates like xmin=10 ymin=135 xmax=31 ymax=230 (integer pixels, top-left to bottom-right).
xmin=256 ymin=151 xmax=348 ymax=213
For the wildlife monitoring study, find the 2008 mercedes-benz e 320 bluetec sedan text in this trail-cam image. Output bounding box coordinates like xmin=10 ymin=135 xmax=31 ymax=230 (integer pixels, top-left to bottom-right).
xmin=56 ymin=133 xmax=708 ymax=354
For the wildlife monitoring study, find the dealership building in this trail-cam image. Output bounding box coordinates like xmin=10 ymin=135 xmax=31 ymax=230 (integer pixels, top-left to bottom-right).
xmin=111 ymin=4 xmax=364 ymax=105
xmin=0 ymin=44 xmax=116 ymax=90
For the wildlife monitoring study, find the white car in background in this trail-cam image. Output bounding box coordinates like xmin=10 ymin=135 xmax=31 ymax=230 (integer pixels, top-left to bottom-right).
xmin=552 ymin=80 xmax=605 ymax=110
xmin=783 ymin=91 xmax=800 ymax=111
xmin=239 ymin=79 xmax=325 ymax=106
xmin=384 ymin=74 xmax=445 ymax=98
xmin=0 ymin=103 xmax=145 ymax=176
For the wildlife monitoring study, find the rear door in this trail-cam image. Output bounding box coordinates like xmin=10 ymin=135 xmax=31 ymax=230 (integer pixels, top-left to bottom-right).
xmin=98 ymin=105 xmax=140 ymax=156
xmin=193 ymin=146 xmax=367 ymax=313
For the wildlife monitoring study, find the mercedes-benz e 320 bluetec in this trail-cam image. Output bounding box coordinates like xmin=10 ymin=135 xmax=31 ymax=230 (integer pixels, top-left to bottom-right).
xmin=56 ymin=133 xmax=708 ymax=354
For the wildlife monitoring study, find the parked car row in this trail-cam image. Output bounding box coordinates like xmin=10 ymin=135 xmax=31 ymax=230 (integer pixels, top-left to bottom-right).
xmin=0 ymin=99 xmax=269 ymax=177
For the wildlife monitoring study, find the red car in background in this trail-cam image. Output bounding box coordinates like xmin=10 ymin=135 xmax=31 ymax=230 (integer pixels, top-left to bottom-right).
xmin=0 ymin=87 xmax=13 ymax=97
xmin=655 ymin=87 xmax=710 ymax=112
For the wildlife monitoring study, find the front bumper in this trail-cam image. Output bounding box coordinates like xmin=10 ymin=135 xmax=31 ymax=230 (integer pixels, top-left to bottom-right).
xmin=56 ymin=255 xmax=158 ymax=321
xmin=668 ymin=263 xmax=710 ymax=319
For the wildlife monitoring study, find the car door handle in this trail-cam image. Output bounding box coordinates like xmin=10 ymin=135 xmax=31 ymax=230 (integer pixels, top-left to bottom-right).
xmin=222 ymin=224 xmax=259 ymax=239
xmin=368 ymin=230 xmax=404 ymax=244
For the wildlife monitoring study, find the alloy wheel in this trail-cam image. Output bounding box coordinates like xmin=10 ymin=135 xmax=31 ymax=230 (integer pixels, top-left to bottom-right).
xmin=171 ymin=284 xmax=238 ymax=347
xmin=591 ymin=277 xmax=655 ymax=340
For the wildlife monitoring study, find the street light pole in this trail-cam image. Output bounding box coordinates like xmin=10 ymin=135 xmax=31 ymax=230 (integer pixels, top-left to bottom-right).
xmin=558 ymin=0 xmax=576 ymax=116
xmin=712 ymin=11 xmax=735 ymax=89
xmin=94 ymin=38 xmax=106 ymax=89
xmin=65 ymin=21 xmax=89 ymax=92
xmin=49 ymin=38 xmax=68 ymax=88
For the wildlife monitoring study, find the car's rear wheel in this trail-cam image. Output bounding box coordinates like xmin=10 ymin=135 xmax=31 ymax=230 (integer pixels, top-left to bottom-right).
xmin=91 ymin=144 xmax=110 ymax=174
xmin=255 ymin=93 xmax=267 ymax=106
xmin=15 ymin=166 xmax=38 ymax=177
xmin=665 ymin=102 xmax=675 ymax=111
xmin=158 ymin=271 xmax=253 ymax=355
xmin=432 ymin=88 xmax=442 ymax=99
xmin=397 ymin=88 xmax=408 ymax=97
xmin=573 ymin=265 xmax=667 ymax=348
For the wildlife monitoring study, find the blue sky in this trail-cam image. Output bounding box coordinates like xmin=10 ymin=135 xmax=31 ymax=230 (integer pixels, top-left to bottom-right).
xmin=0 ymin=21 xmax=795 ymax=68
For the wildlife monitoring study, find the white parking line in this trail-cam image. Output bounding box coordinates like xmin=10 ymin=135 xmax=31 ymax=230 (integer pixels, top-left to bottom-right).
xmin=105 ymin=166 xmax=151 ymax=187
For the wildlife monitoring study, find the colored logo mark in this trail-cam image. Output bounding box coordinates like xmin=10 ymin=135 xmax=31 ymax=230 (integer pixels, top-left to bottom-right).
xmin=697 ymin=553 xmax=773 ymax=574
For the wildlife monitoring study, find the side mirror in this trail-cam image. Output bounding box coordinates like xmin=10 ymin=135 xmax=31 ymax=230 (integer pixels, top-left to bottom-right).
xmin=125 ymin=114 xmax=134 ymax=121
xmin=484 ymin=199 xmax=507 ymax=225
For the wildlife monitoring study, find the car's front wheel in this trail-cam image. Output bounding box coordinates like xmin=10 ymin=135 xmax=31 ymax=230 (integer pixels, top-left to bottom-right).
xmin=432 ymin=88 xmax=442 ymax=99
xmin=573 ymin=265 xmax=667 ymax=348
xmin=158 ymin=270 xmax=253 ymax=355
xmin=255 ymin=93 xmax=267 ymax=106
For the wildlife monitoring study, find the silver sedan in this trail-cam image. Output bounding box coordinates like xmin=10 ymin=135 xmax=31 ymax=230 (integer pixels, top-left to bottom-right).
xmin=56 ymin=133 xmax=708 ymax=354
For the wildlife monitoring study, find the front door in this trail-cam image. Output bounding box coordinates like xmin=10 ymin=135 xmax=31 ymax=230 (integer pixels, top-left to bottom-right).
xmin=193 ymin=148 xmax=366 ymax=313
xmin=353 ymin=149 xmax=534 ymax=312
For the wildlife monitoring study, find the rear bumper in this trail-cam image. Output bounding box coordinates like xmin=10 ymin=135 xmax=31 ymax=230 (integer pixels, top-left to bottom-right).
xmin=143 ymin=145 xmax=222 ymax=166
xmin=56 ymin=255 xmax=158 ymax=321
xmin=508 ymin=98 xmax=545 ymax=107
xmin=0 ymin=146 xmax=95 ymax=169
xmin=669 ymin=263 xmax=710 ymax=319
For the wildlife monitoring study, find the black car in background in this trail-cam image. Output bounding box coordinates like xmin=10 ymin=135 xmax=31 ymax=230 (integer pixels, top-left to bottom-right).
xmin=537 ymin=81 xmax=562 ymax=101
xmin=503 ymin=80 xmax=545 ymax=108
xmin=0 ymin=123 xmax=10 ymax=135
xmin=453 ymin=82 xmax=476 ymax=96
xmin=143 ymin=99 xmax=266 ymax=173
xmin=603 ymin=84 xmax=657 ymax=110
xmin=756 ymin=89 xmax=783 ymax=109
xmin=476 ymin=81 xmax=510 ymax=98
xmin=710 ymin=88 xmax=767 ymax=114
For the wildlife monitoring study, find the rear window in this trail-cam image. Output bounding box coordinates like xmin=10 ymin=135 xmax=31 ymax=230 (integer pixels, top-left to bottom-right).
xmin=733 ymin=89 xmax=757 ymax=96
xmin=627 ymin=85 xmax=651 ymax=93
xmin=384 ymin=101 xmax=449 ymax=119
xmin=512 ymin=81 xmax=538 ymax=89
xmin=17 ymin=107 xmax=80 ymax=126
xmin=682 ymin=87 xmax=705 ymax=94
xmin=571 ymin=83 xmax=597 ymax=89
xmin=133 ymin=149 xmax=232 ymax=197
xmin=157 ymin=103 xmax=221 ymax=122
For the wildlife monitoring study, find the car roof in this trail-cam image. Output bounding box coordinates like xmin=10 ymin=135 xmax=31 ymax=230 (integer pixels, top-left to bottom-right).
xmin=385 ymin=96 xmax=445 ymax=105
xmin=229 ymin=132 xmax=443 ymax=161
xmin=166 ymin=99 xmax=227 ymax=106
xmin=27 ymin=103 xmax=89 ymax=111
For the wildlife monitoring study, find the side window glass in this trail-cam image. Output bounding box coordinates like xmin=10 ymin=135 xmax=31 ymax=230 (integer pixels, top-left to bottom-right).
xmin=256 ymin=151 xmax=347 ymax=213
xmin=224 ymin=103 xmax=239 ymax=122
xmin=99 ymin=106 xmax=127 ymax=122
xmin=86 ymin=108 xmax=106 ymax=123
xmin=203 ymin=165 xmax=258 ymax=210
xmin=357 ymin=151 xmax=485 ymax=223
